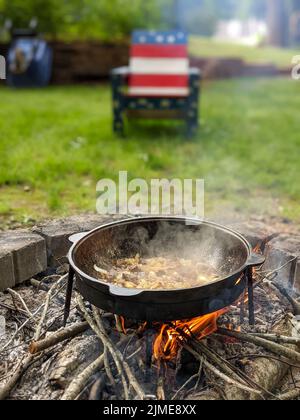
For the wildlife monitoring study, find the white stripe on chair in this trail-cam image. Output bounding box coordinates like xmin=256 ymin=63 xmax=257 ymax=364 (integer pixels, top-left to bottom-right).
xmin=128 ymin=87 xmax=189 ymax=96
xmin=129 ymin=58 xmax=189 ymax=75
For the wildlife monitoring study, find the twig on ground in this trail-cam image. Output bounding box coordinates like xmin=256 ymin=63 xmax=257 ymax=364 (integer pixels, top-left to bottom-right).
xmin=274 ymin=388 xmax=300 ymax=401
xmin=33 ymin=274 xmax=67 ymax=341
xmin=174 ymin=324 xmax=266 ymax=396
xmin=218 ymin=328 xmax=300 ymax=363
xmin=7 ymin=288 xmax=34 ymax=319
xmin=183 ymin=343 xmax=261 ymax=395
xmin=156 ymin=364 xmax=165 ymax=401
xmin=78 ymin=297 xmax=155 ymax=400
xmin=0 ymin=353 xmax=44 ymax=400
xmin=29 ymin=321 xmax=89 ymax=354
xmin=77 ymin=296 xmax=130 ymax=399
xmin=270 ymin=282 xmax=300 ymax=316
xmin=172 ymin=363 xmax=202 ymax=400
xmin=61 ymin=354 xmax=105 ymax=400
xmin=250 ymin=333 xmax=300 ymax=347
xmin=227 ymin=353 xmax=300 ymax=369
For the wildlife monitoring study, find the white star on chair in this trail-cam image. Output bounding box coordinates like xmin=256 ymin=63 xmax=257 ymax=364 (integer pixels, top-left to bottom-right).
xmin=139 ymin=36 xmax=146 ymax=43
xmin=167 ymin=35 xmax=175 ymax=43
xmin=156 ymin=35 xmax=164 ymax=43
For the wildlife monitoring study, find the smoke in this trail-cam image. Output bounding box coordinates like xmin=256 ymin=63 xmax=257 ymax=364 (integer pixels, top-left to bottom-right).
xmin=116 ymin=219 xmax=248 ymax=277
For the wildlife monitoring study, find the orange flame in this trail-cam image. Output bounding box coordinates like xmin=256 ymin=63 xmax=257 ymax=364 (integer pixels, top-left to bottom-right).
xmin=153 ymin=309 xmax=227 ymax=361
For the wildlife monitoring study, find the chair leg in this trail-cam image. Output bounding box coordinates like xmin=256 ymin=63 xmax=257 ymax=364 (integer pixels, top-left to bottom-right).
xmin=186 ymin=107 xmax=199 ymax=138
xmin=113 ymin=112 xmax=124 ymax=136
xmin=113 ymin=103 xmax=125 ymax=136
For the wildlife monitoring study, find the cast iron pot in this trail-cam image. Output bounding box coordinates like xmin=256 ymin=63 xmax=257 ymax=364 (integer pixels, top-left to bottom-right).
xmin=66 ymin=217 xmax=265 ymax=322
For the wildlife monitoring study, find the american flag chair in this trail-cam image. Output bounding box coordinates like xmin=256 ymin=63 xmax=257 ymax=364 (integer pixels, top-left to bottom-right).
xmin=111 ymin=30 xmax=201 ymax=137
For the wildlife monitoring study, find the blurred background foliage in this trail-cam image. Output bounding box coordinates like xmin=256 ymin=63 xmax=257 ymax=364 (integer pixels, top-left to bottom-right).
xmin=0 ymin=1 xmax=299 ymax=43
xmin=0 ymin=0 xmax=164 ymax=41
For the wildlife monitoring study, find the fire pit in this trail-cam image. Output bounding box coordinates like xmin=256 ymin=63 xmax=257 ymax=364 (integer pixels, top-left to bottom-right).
xmin=0 ymin=216 xmax=299 ymax=401
xmin=64 ymin=217 xmax=265 ymax=325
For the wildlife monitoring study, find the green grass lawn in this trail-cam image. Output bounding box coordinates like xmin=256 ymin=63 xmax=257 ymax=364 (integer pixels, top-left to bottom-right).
xmin=0 ymin=78 xmax=299 ymax=227
xmin=190 ymin=37 xmax=299 ymax=68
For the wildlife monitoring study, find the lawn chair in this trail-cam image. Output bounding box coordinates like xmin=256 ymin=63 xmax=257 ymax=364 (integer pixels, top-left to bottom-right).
xmin=111 ymin=30 xmax=201 ymax=137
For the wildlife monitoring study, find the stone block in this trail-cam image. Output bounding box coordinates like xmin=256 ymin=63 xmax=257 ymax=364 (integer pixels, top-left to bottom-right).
xmin=0 ymin=231 xmax=47 ymax=288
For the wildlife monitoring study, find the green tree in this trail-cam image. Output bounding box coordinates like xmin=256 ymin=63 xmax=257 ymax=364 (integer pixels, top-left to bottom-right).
xmin=0 ymin=0 xmax=163 ymax=40
xmin=0 ymin=0 xmax=67 ymax=36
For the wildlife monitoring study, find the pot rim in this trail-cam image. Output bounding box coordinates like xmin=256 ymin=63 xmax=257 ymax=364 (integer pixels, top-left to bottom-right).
xmin=68 ymin=216 xmax=260 ymax=296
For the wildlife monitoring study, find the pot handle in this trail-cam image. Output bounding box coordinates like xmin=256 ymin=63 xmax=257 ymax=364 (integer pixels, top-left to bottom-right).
xmin=247 ymin=252 xmax=265 ymax=267
xmin=69 ymin=232 xmax=89 ymax=244
xmin=109 ymin=285 xmax=143 ymax=297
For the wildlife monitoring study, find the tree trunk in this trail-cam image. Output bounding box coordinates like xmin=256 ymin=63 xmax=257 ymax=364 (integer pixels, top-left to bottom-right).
xmin=267 ymin=0 xmax=289 ymax=47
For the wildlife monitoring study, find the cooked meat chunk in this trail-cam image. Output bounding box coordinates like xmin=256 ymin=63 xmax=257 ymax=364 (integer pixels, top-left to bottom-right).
xmin=94 ymin=255 xmax=219 ymax=290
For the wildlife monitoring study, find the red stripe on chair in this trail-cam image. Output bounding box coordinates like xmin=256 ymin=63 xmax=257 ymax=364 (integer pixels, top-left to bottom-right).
xmin=131 ymin=44 xmax=187 ymax=58
xmin=130 ymin=74 xmax=188 ymax=88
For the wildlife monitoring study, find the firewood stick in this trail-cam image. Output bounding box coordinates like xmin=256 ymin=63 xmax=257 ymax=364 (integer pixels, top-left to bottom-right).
xmin=250 ymin=333 xmax=300 ymax=347
xmin=29 ymin=322 xmax=89 ymax=354
xmin=90 ymin=305 xmax=156 ymax=400
xmin=174 ymin=324 xmax=264 ymax=395
xmin=156 ymin=364 xmax=166 ymax=401
xmin=274 ymin=388 xmax=300 ymax=401
xmin=34 ymin=274 xmax=68 ymax=341
xmin=7 ymin=288 xmax=34 ymax=318
xmin=0 ymin=276 xmax=68 ymax=400
xmin=77 ymin=296 xmax=130 ymax=399
xmin=91 ymin=306 xmax=129 ymax=398
xmin=193 ymin=339 xmax=270 ymax=396
xmin=0 ymin=353 xmax=44 ymax=400
xmin=182 ymin=343 xmax=261 ymax=395
xmin=61 ymin=354 xmax=105 ymax=400
xmin=270 ymin=282 xmax=300 ymax=316
xmin=1 ymin=279 xmax=66 ymax=355
xmin=218 ymin=328 xmax=300 ymax=363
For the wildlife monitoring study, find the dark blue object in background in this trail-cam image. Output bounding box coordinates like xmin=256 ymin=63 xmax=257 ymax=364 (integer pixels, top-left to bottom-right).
xmin=7 ymin=36 xmax=52 ymax=88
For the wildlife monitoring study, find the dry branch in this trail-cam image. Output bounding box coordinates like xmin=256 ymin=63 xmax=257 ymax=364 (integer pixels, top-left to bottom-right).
xmin=275 ymin=388 xmax=300 ymax=400
xmin=61 ymin=354 xmax=104 ymax=400
xmin=271 ymin=282 xmax=300 ymax=316
xmin=33 ymin=274 xmax=67 ymax=341
xmin=218 ymin=328 xmax=300 ymax=363
xmin=250 ymin=333 xmax=300 ymax=347
xmin=0 ymin=354 xmax=42 ymax=400
xmin=29 ymin=322 xmax=89 ymax=354
xmin=7 ymin=288 xmax=34 ymax=319
xmin=183 ymin=343 xmax=261 ymax=395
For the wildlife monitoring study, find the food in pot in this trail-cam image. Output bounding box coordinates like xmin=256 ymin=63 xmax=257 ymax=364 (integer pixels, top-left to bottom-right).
xmin=93 ymin=254 xmax=219 ymax=290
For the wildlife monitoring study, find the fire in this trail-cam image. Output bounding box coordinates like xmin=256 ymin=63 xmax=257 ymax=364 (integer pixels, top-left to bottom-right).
xmin=153 ymin=309 xmax=227 ymax=361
